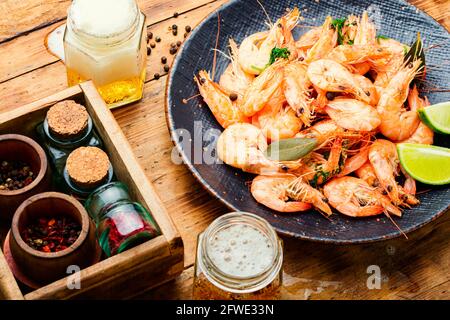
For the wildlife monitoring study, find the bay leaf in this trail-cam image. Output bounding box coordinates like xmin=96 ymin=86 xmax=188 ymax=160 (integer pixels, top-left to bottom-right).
xmin=404 ymin=32 xmax=425 ymax=80
xmin=264 ymin=137 xmax=317 ymax=161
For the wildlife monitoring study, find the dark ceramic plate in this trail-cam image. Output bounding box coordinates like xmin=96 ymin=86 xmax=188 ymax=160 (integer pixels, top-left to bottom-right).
xmin=166 ymin=0 xmax=450 ymax=243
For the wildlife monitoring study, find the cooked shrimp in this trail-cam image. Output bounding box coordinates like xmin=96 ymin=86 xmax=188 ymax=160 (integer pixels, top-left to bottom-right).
xmin=353 ymin=11 xmax=376 ymax=46
xmin=217 ymin=123 xmax=301 ymax=174
xmin=219 ymin=39 xmax=255 ymax=97
xmin=325 ymin=98 xmax=381 ymax=132
xmin=368 ymin=139 xmax=419 ymax=206
xmin=305 ymin=16 xmax=337 ymax=63
xmin=286 ymin=177 xmax=333 ymax=216
xmin=352 ymin=73 xmax=379 ymax=106
xmin=338 ymin=146 xmax=369 ymax=177
xmin=296 ymin=119 xmax=359 ymax=147
xmin=283 ymin=61 xmax=313 ymax=126
xmin=327 ymin=45 xmax=391 ymax=68
xmin=239 ymin=8 xmax=300 ymax=74
xmin=241 ymin=61 xmax=285 ymax=116
xmin=238 ymin=32 xmax=270 ymax=74
xmin=297 ymin=137 xmax=346 ymax=186
xmin=341 ymin=15 xmax=358 ymax=44
xmin=377 ymin=61 xmax=423 ymax=141
xmin=352 ymin=62 xmax=371 ymax=75
xmin=195 ymin=70 xmax=249 ymax=128
xmin=257 ymin=105 xmax=302 ymax=141
xmin=400 ymin=87 xmax=433 ymax=145
xmin=373 ymin=38 xmax=408 ymax=88
xmin=402 ymin=122 xmax=434 ymax=145
xmin=310 ymin=85 xmax=329 ymax=112
xmin=251 ymin=175 xmax=312 ymax=212
xmin=307 ymin=59 xmax=371 ymax=104
xmin=324 ymin=177 xmax=402 ymax=217
xmin=355 ymin=162 xmax=379 ymax=187
xmin=295 ymin=27 xmax=321 ymax=54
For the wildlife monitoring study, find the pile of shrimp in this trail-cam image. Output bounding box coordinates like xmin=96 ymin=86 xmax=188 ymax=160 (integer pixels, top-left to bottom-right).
xmin=194 ymin=8 xmax=433 ymax=218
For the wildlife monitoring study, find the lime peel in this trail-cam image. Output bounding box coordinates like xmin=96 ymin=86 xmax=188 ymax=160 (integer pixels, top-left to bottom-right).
xmin=397 ymin=143 xmax=450 ymax=185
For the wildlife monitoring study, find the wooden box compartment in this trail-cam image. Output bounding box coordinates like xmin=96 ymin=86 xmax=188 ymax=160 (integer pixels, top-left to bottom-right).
xmin=0 ymin=81 xmax=183 ymax=299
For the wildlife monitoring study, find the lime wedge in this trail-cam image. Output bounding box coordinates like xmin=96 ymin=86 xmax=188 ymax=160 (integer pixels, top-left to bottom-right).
xmin=397 ymin=143 xmax=450 ymax=185
xmin=418 ymin=101 xmax=450 ymax=135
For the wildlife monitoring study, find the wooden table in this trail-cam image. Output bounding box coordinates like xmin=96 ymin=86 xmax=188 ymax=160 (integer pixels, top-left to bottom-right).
xmin=0 ymin=0 xmax=449 ymax=300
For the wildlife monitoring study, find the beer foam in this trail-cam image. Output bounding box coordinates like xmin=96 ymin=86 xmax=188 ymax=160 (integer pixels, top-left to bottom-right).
xmin=207 ymin=224 xmax=275 ymax=278
xmin=69 ymin=0 xmax=138 ymax=37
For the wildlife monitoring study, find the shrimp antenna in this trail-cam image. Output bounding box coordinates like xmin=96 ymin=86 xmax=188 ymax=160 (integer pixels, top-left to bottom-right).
xmin=256 ymin=0 xmax=273 ymax=27
xmin=211 ymin=48 xmax=231 ymax=61
xmin=211 ymin=12 xmax=221 ymax=81
xmin=384 ymin=212 xmax=408 ymax=240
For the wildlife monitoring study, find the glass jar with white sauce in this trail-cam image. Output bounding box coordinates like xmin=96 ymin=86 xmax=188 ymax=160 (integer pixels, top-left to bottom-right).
xmin=193 ymin=212 xmax=283 ymax=300
xmin=64 ymin=0 xmax=147 ymax=108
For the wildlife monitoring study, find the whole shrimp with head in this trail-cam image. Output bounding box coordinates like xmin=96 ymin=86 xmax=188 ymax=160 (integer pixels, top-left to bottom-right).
xmin=377 ymin=59 xmax=424 ymax=141
xmin=195 ymin=70 xmax=249 ymax=128
xmin=217 ymin=123 xmax=301 ymax=174
xmin=307 ymin=59 xmax=372 ymax=104
xmin=238 ymin=7 xmax=300 ymax=75
xmin=219 ymin=39 xmax=255 ymax=99
xmin=324 ymin=176 xmax=402 ymax=217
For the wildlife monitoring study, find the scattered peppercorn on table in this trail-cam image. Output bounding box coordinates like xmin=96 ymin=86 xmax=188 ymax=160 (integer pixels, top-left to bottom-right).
xmin=0 ymin=0 xmax=449 ymax=300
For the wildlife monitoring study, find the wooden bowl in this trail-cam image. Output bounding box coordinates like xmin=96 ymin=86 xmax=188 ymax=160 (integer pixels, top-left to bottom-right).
xmin=0 ymin=134 xmax=51 ymax=221
xmin=9 ymin=192 xmax=97 ymax=285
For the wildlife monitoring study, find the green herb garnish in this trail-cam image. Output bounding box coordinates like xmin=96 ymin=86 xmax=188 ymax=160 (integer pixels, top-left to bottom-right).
xmin=347 ymin=39 xmax=354 ymax=45
xmin=331 ymin=17 xmax=346 ymax=45
xmin=376 ymin=34 xmax=390 ymax=44
xmin=268 ymin=47 xmax=291 ymax=65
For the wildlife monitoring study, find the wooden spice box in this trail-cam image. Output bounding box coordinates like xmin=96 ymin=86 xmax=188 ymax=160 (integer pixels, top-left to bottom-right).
xmin=0 ymin=81 xmax=184 ymax=299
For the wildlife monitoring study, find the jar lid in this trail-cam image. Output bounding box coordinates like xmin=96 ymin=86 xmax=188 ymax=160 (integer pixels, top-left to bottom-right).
xmin=66 ymin=147 xmax=111 ymax=189
xmin=47 ymin=100 xmax=88 ymax=139
xmin=68 ymin=0 xmax=139 ymax=40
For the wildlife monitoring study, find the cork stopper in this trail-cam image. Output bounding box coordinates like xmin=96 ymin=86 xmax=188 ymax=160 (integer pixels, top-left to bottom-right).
xmin=66 ymin=147 xmax=110 ymax=189
xmin=47 ymin=100 xmax=89 ymax=139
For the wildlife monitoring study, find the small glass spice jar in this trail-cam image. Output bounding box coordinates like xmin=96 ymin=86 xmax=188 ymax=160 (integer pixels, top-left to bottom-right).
xmin=36 ymin=100 xmax=103 ymax=185
xmin=95 ymin=200 xmax=161 ymax=257
xmin=193 ymin=212 xmax=283 ymax=300
xmin=63 ymin=146 xmax=114 ymax=198
xmin=85 ymin=182 xmax=130 ymax=223
xmin=64 ymin=0 xmax=147 ymax=108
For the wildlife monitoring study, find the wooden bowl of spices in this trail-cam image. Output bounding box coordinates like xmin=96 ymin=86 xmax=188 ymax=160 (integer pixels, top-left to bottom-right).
xmin=9 ymin=192 xmax=98 ymax=285
xmin=0 ymin=134 xmax=51 ymax=221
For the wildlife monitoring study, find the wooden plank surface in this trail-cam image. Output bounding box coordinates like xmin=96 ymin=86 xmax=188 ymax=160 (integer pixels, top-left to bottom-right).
xmin=0 ymin=0 xmax=449 ymax=300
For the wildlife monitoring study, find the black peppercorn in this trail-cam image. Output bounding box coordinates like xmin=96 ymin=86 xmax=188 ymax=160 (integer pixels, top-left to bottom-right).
xmin=326 ymin=92 xmax=336 ymax=100
xmin=155 ymin=36 xmax=161 ymax=42
xmin=164 ymin=64 xmax=170 ymax=72
xmin=173 ymin=12 xmax=179 ymax=18
xmin=170 ymin=42 xmax=177 ymax=48
xmin=229 ymin=92 xmax=238 ymax=101
xmin=161 ymin=56 xmax=167 ymax=64
xmin=176 ymin=40 xmax=182 ymax=47
xmin=147 ymin=32 xmax=153 ymax=41
xmin=172 ymin=24 xmax=178 ymax=30
xmin=150 ymin=42 xmax=156 ymax=48
xmin=184 ymin=32 xmax=188 ymax=38
xmin=185 ymin=25 xmax=191 ymax=32
xmin=172 ymin=29 xmax=178 ymax=36
xmin=154 ymin=73 xmax=160 ymax=80
xmin=147 ymin=47 xmax=151 ymax=55
xmin=170 ymin=47 xmax=177 ymax=55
